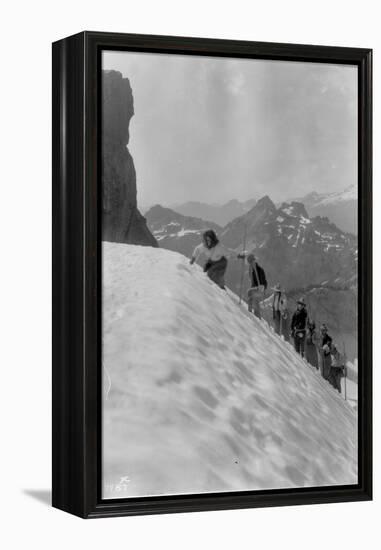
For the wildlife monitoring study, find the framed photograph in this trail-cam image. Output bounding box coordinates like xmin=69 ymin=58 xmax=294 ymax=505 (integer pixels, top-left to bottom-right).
xmin=52 ymin=31 xmax=372 ymax=518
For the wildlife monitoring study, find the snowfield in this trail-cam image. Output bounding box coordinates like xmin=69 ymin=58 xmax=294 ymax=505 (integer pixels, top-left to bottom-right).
xmin=102 ymin=242 xmax=357 ymax=498
xmin=317 ymin=184 xmax=357 ymax=206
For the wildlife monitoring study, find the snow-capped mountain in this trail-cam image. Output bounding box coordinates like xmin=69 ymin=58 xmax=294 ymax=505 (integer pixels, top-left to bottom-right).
xmin=290 ymin=185 xmax=357 ymax=234
xmin=221 ymin=195 xmax=357 ymax=292
xmin=103 ymin=243 xmax=357 ymax=499
xmin=220 ymin=197 xmax=358 ymax=361
xmin=146 ymin=197 xmax=357 ymax=360
xmin=147 ymin=196 xmax=357 ymax=311
xmin=145 ymin=204 xmax=222 ymax=258
xmin=168 ymin=198 xmax=257 ymax=226
xmin=314 ymin=185 xmax=356 ymax=205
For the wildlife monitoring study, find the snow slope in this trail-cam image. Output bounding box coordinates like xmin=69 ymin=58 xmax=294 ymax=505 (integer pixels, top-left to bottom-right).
xmin=102 ymin=243 xmax=357 ymax=498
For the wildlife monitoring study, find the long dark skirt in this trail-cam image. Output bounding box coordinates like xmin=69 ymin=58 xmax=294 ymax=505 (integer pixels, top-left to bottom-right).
xmin=319 ymin=352 xmax=332 ymax=380
xmin=205 ymin=256 xmax=228 ymax=289
xmin=293 ymin=332 xmax=306 ymax=356
xmin=273 ymin=310 xmax=281 ymax=335
xmin=328 ymin=367 xmax=344 ymax=393
xmin=305 ymin=341 xmax=319 ymax=369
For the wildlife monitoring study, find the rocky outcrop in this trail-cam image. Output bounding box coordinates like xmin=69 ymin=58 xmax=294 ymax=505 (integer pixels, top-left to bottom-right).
xmin=102 ymin=70 xmax=157 ymax=246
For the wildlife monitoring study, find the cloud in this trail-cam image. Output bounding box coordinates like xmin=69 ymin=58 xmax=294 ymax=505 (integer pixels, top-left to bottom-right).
xmin=103 ymin=52 xmax=357 ymax=206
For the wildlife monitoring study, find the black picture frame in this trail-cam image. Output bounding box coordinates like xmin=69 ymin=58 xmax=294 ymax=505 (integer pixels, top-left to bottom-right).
xmin=52 ymin=31 xmax=372 ymax=519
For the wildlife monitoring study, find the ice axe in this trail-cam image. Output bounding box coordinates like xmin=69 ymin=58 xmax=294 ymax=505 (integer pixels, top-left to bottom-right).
xmin=343 ymin=340 xmax=347 ymax=400
xmin=238 ymin=223 xmax=247 ymax=305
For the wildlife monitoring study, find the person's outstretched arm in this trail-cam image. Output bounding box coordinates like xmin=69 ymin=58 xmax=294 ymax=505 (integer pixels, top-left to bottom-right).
xmin=213 ymin=243 xmax=243 ymax=259
xmin=190 ymin=243 xmax=204 ymax=265
xmin=291 ymin=313 xmax=296 ymax=331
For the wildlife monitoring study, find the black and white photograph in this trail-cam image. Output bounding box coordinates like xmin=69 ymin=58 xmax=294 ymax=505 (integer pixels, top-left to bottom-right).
xmin=1 ymin=0 xmax=378 ymax=540
xmin=101 ymin=50 xmax=359 ymax=499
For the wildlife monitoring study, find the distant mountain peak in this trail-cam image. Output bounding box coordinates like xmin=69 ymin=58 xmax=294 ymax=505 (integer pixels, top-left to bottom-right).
xmin=287 ymin=185 xmax=357 ymax=234
xmin=145 ymin=204 xmax=222 ymax=253
xmin=225 ymin=199 xmax=240 ymax=206
xmin=280 ymin=201 xmax=309 ymax=219
xmin=255 ymin=195 xmax=276 ymax=211
xmin=305 ymin=191 xmax=320 ymax=199
xmin=147 ymin=203 xmax=177 ymax=214
xmin=167 ymin=198 xmax=257 ymax=227
xmin=317 ymin=184 xmax=357 ymax=206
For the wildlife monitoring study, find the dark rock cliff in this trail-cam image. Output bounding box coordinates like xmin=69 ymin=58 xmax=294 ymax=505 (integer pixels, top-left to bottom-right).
xmin=102 ymin=70 xmax=157 ymax=246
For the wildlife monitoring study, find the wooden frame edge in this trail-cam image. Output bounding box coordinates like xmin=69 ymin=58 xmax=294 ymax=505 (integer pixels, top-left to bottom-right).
xmin=52 ymin=31 xmax=373 ymax=519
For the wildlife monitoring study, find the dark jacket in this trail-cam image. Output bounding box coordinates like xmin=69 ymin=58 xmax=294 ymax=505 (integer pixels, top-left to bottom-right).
xmin=272 ymin=293 xmax=287 ymax=314
xmin=291 ymin=308 xmax=307 ymax=332
xmin=250 ymin=263 xmax=267 ymax=289
xmin=319 ymin=333 xmax=332 ymax=354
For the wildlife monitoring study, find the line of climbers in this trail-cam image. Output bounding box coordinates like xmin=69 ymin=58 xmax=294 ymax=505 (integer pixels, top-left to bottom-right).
xmin=190 ymin=229 xmax=346 ymax=395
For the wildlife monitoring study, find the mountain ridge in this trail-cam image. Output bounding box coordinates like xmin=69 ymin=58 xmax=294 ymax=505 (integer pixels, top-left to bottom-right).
xmin=146 ymin=196 xmax=357 ymax=360
xmin=145 ymin=204 xmax=222 ymax=258
xmin=289 ymin=184 xmax=357 ymax=234
xmin=164 ymin=197 xmax=257 ymax=226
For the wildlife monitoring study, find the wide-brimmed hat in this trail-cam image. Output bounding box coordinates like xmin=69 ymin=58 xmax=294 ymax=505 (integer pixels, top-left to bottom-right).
xmin=297 ymin=297 xmax=306 ymax=306
xmin=271 ymin=283 xmax=284 ymax=292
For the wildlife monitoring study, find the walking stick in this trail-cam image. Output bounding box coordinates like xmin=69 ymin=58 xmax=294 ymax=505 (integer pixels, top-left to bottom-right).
xmin=238 ymin=223 xmax=247 ymax=305
xmin=342 ymin=340 xmax=347 ymax=400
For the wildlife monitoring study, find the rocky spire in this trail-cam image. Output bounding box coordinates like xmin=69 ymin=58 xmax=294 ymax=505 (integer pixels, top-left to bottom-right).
xmin=102 ymin=70 xmax=157 ymax=247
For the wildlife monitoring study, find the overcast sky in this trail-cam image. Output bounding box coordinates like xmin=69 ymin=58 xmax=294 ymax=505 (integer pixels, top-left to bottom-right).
xmin=103 ymin=51 xmax=357 ymax=208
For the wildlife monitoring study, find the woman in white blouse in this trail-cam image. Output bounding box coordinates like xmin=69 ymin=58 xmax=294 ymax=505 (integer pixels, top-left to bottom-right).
xmin=190 ymin=229 xmax=232 ymax=289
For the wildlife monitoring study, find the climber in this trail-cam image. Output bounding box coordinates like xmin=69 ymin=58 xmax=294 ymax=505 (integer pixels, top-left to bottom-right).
xmin=328 ymin=344 xmax=345 ymax=393
xmin=243 ymin=253 xmax=268 ymax=319
xmin=318 ymin=324 xmax=333 ymax=380
xmin=291 ymin=298 xmax=308 ymax=357
xmin=190 ymin=229 xmax=230 ymax=289
xmin=281 ymin=306 xmax=290 ymax=342
xmin=271 ymin=283 xmax=288 ymax=337
xmin=305 ymin=319 xmax=319 ymax=369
